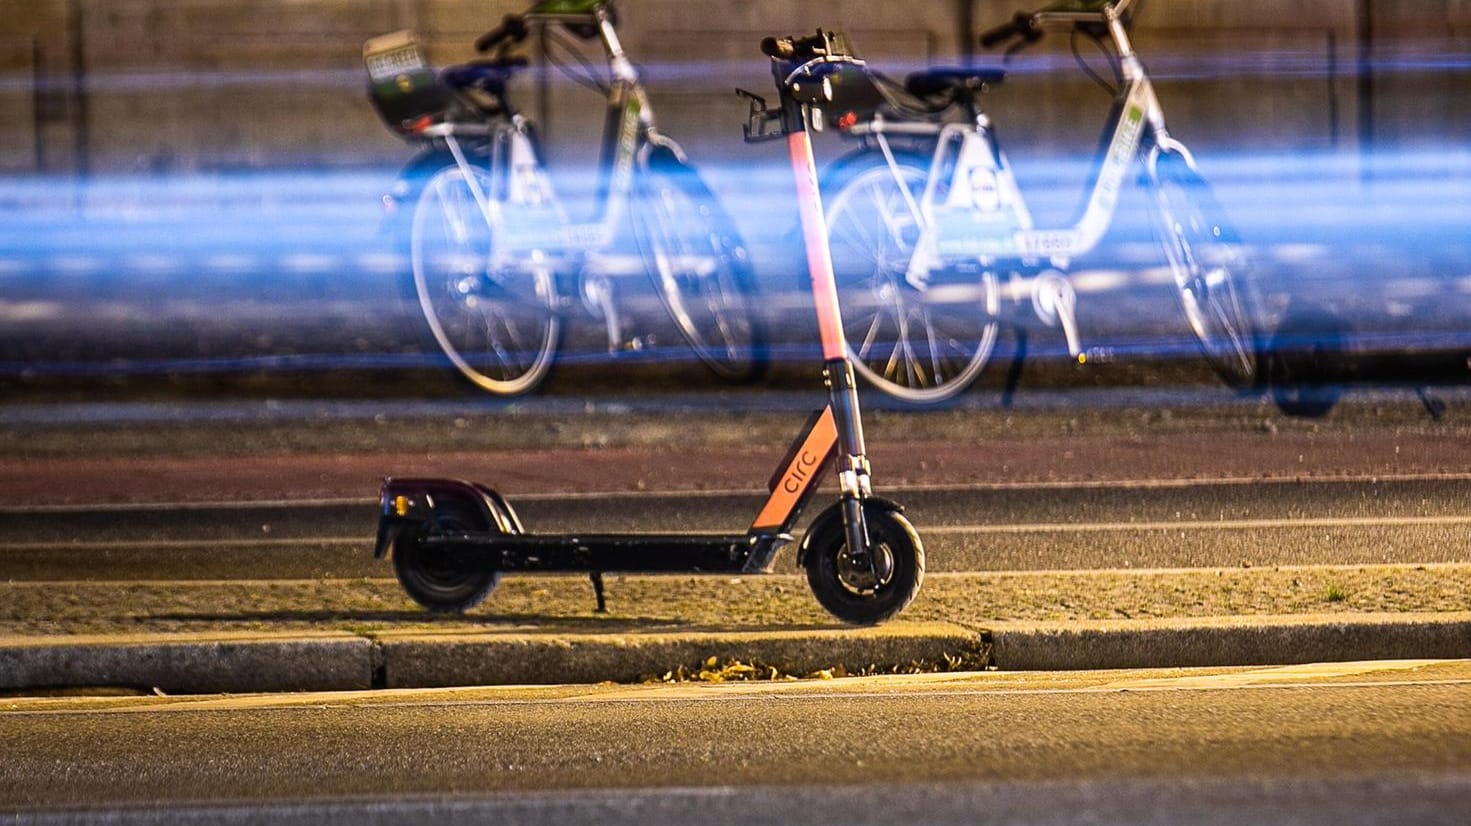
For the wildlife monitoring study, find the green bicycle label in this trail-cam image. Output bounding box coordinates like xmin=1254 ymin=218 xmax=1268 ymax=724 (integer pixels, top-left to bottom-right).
xmin=1041 ymin=0 xmax=1113 ymax=13
xmin=531 ymin=0 xmax=605 ymax=13
xmin=1098 ymin=105 xmax=1144 ymax=204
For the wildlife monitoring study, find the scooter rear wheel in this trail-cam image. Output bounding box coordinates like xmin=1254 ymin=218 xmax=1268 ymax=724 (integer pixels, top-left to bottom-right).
xmin=803 ymin=503 xmax=924 ymax=625
xmin=393 ymin=496 xmax=501 ymax=614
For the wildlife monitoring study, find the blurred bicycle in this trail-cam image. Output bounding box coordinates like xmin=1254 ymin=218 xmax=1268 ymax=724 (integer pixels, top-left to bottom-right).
xmin=365 ymin=0 xmax=763 ymax=396
xmin=803 ymin=0 xmax=1259 ymax=403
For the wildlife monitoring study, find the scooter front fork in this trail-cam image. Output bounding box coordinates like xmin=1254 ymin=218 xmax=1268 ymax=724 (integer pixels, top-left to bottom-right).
xmin=825 ymin=357 xmax=874 ymax=570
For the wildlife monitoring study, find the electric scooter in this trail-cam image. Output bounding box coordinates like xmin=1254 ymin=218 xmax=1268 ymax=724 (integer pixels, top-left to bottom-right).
xmin=372 ymin=30 xmax=925 ymax=625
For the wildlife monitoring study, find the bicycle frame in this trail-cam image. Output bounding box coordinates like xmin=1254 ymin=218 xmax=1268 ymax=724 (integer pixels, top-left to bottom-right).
xmin=426 ymin=5 xmax=674 ymax=267
xmin=836 ymin=0 xmax=1198 ymax=360
xmin=874 ymin=18 xmax=1189 ymax=274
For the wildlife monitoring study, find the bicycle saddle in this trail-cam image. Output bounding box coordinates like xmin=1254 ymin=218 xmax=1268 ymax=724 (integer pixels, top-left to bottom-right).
xmin=904 ymin=66 xmax=1007 ymax=99
xmin=440 ymin=56 xmax=530 ymax=92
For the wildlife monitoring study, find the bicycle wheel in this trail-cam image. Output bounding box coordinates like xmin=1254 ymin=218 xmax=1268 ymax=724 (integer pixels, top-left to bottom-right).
xmin=634 ymin=152 xmax=766 ymax=382
xmin=823 ymin=150 xmax=999 ymax=404
xmin=1152 ymin=152 xmax=1259 ymax=389
xmin=1267 ymin=301 xmax=1349 ymax=419
xmin=411 ymin=163 xmax=561 ymax=397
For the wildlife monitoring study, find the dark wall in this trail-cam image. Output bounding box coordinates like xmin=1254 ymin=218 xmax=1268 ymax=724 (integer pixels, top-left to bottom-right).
xmin=0 ymin=0 xmax=1464 ymax=174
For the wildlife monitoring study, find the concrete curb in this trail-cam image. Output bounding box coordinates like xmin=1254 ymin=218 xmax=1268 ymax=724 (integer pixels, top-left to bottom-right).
xmin=372 ymin=622 xmax=982 ymax=688
xmin=0 ymin=623 xmax=981 ymax=694
xmin=986 ymin=612 xmax=1471 ymax=671
xmin=3 ymin=614 xmax=1468 ymax=695
xmin=0 ymin=632 xmax=375 ymax=694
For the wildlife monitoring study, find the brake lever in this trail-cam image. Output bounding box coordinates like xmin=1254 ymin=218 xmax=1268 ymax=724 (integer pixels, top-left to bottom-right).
xmin=736 ymin=88 xmax=785 ymax=143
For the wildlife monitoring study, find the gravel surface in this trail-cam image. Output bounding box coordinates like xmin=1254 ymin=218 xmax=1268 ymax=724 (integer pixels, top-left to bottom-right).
xmin=4 ymin=565 xmax=1468 ymax=638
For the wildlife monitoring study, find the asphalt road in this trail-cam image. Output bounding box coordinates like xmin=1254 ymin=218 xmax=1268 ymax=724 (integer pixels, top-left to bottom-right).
xmin=3 ymin=660 xmax=1468 ymax=824
xmin=2 ymin=475 xmax=1467 ymax=580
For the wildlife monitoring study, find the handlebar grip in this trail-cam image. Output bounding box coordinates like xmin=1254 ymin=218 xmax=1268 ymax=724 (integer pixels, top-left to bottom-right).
xmin=761 ymin=36 xmax=794 ymax=59
xmin=475 ymin=15 xmax=527 ymax=53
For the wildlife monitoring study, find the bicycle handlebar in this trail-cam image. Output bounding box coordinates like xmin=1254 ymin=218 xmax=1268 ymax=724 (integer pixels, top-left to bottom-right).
xmin=761 ymin=30 xmax=859 ymax=64
xmin=980 ymin=0 xmax=1137 ymax=50
xmin=979 ymin=12 xmax=1041 ymax=48
xmin=760 ymin=36 xmax=794 ymax=59
xmin=475 ymin=14 xmax=529 ymax=53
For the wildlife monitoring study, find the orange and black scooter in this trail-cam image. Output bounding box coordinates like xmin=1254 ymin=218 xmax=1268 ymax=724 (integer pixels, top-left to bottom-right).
xmin=372 ymin=30 xmax=923 ymax=625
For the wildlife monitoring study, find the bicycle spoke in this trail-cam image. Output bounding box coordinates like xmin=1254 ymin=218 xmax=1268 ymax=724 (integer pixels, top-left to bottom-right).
xmin=856 ymin=310 xmax=886 ymax=362
xmin=867 ymin=179 xmax=914 ymax=254
xmin=894 ymin=306 xmax=925 ymax=389
xmin=436 ymin=181 xmax=473 ymax=245
xmin=922 ymin=307 xmax=943 ymax=384
xmin=835 ymin=201 xmax=885 ymax=265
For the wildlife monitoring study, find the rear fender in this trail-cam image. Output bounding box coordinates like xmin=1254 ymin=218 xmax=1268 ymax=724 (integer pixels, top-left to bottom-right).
xmin=372 ymin=477 xmax=518 ymax=559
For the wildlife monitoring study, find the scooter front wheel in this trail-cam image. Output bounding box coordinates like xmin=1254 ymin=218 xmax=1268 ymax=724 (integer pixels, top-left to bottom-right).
xmin=393 ymin=495 xmax=501 ymax=614
xmin=802 ymin=502 xmax=925 ymax=625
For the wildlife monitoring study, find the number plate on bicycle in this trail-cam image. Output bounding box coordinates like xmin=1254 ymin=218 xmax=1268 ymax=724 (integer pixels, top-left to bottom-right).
xmin=364 ymin=30 xmax=450 ymax=136
xmin=364 ymin=31 xmax=429 ymax=82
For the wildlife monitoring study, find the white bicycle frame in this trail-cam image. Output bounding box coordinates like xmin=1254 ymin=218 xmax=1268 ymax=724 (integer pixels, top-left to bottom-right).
xmin=850 ymin=0 xmax=1198 ymax=357
xmin=426 ymin=7 xmax=687 ymax=270
xmin=419 ymin=5 xmax=709 ymax=346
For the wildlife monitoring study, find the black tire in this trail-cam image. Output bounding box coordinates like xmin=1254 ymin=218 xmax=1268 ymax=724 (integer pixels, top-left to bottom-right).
xmin=634 ymin=151 xmax=767 ymax=382
xmin=393 ymin=495 xmax=501 ymax=614
xmin=1267 ymin=302 xmax=1349 ymax=418
xmin=822 ymin=149 xmax=1000 ymax=404
xmin=1152 ymin=151 xmax=1260 ymax=389
xmin=803 ymin=502 xmax=925 ymax=625
xmin=410 ymin=161 xmax=562 ymax=397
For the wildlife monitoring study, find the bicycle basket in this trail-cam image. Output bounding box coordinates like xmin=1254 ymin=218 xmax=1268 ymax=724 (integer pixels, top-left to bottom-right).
xmin=818 ymin=62 xmax=887 ymax=131
xmin=364 ymin=30 xmax=453 ymax=137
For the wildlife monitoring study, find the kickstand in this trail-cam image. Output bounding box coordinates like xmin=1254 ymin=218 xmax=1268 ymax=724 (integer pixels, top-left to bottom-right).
xmin=1002 ymin=328 xmax=1028 ymax=409
xmin=1416 ymin=387 xmax=1447 ymax=421
xmin=590 ymin=572 xmax=607 ymax=614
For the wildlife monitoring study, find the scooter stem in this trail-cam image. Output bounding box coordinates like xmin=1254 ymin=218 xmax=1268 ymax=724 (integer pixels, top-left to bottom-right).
xmin=786 ymin=130 xmax=873 ymax=560
xmin=788 ymin=132 xmax=848 ymax=363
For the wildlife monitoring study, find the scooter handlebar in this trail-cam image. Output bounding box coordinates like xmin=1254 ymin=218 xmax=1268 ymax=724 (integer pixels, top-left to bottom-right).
xmin=761 ymin=31 xmax=853 ymax=62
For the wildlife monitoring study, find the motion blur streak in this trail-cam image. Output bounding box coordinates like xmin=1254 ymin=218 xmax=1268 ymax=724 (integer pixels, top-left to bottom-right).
xmin=0 ymin=144 xmax=1466 ymax=380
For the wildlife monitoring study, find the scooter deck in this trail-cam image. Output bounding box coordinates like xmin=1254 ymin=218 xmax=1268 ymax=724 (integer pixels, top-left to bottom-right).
xmin=423 ymin=531 xmax=786 ymax=574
